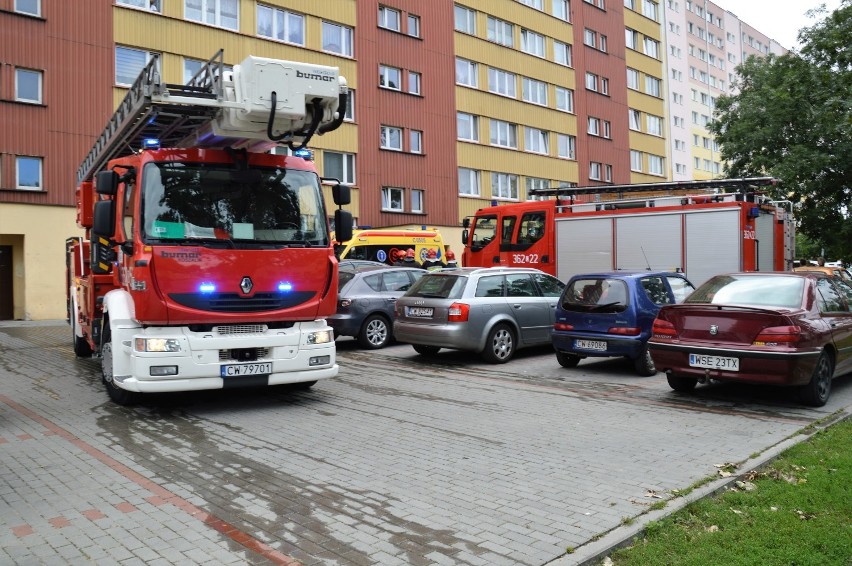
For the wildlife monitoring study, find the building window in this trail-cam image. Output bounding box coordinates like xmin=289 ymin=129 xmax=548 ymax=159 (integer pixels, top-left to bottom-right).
xmin=14 ymin=0 xmax=40 ymax=16
xmin=557 ymin=134 xmax=576 ymax=159
xmin=408 ymin=14 xmax=421 ymax=37
xmin=584 ymin=28 xmax=597 ymax=48
xmin=627 ymin=68 xmax=639 ymax=89
xmin=257 ymin=5 xmax=305 ymax=45
xmin=645 ymin=76 xmax=662 ymax=97
xmin=487 ymin=16 xmax=514 ymax=47
xmin=379 ymin=65 xmax=402 ymax=90
xmin=490 ymin=119 xmax=518 ymax=148
xmin=183 ymin=58 xmax=205 ymax=83
xmin=603 ymin=120 xmax=611 ymax=138
xmin=642 ymin=0 xmax=659 ymax=20
xmin=324 ymin=151 xmax=355 ymax=185
xmin=454 ymin=4 xmax=476 ymax=34
xmin=585 ymin=72 xmax=599 ymax=92
xmin=459 ymin=168 xmax=481 ymax=196
xmin=382 ymin=187 xmax=404 ymax=212
xmin=344 ymin=89 xmax=355 ymax=121
xmin=115 ymin=47 xmax=159 ymax=86
xmin=410 ymin=130 xmax=423 ymax=154
xmin=629 ymin=109 xmax=641 ymax=131
xmin=626 ymin=27 xmax=639 ymax=49
xmin=554 ymin=41 xmax=573 ymax=67
xmin=526 ymin=177 xmax=549 ymax=200
xmin=646 ymin=114 xmax=663 ymax=136
xmin=630 ymin=150 xmax=643 ymax=171
xmin=492 ymin=172 xmax=519 ymax=200
xmin=521 ymin=0 xmax=545 ymax=9
xmin=521 ymin=29 xmax=546 ymax=58
xmin=589 ymin=162 xmax=602 ymax=181
xmin=118 ymin=0 xmax=160 ymax=10
xmin=15 ymin=68 xmax=42 ymax=103
xmin=648 ymin=154 xmax=664 ymax=175
xmin=380 ymin=126 xmax=403 ymax=150
xmin=601 ymin=77 xmax=609 ymax=95
xmin=408 ymin=71 xmax=421 ymax=95
xmin=644 ymin=37 xmax=660 ymax=59
xmin=185 ymin=0 xmax=238 ymax=30
xmin=587 ymin=116 xmax=601 ymax=136
xmin=555 ymin=87 xmax=574 ymax=113
xmin=488 ymin=68 xmax=517 ymax=98
xmin=456 ymin=58 xmax=478 ymax=87
xmin=625 ymin=0 xmax=636 ymax=8
xmin=378 ymin=5 xmax=401 ymax=31
xmin=411 ymin=189 xmax=424 ymax=213
xmin=457 ymin=112 xmax=480 ymax=142
xmin=322 ymin=21 xmax=354 ymax=57
xmin=553 ymin=0 xmax=570 ymax=21
xmin=522 ymin=77 xmax=547 ymax=106
xmin=525 ymin=127 xmax=549 ymax=154
xmin=16 ymin=155 xmax=41 ymax=190
xmin=605 ymin=164 xmax=613 ymax=182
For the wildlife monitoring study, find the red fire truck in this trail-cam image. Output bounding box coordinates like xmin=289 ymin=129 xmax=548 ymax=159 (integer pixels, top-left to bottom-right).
xmin=462 ymin=178 xmax=795 ymax=287
xmin=66 ymin=50 xmax=352 ymax=404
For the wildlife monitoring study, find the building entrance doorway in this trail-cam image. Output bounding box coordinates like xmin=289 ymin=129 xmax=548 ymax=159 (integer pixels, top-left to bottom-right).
xmin=0 ymin=246 xmax=13 ymax=320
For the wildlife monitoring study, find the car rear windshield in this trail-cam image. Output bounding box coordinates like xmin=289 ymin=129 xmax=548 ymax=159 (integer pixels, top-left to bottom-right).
xmin=561 ymin=278 xmax=628 ymax=313
xmin=338 ymin=271 xmax=356 ymax=289
xmin=686 ymin=275 xmax=805 ymax=309
xmin=405 ymin=274 xmax=465 ymax=300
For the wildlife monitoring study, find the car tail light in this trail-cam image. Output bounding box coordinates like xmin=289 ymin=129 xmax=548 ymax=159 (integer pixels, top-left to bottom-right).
xmin=608 ymin=327 xmax=641 ymax=336
xmin=652 ymin=318 xmax=677 ymax=338
xmin=448 ymin=302 xmax=470 ymax=322
xmin=553 ymin=322 xmax=574 ymax=331
xmin=753 ymin=325 xmax=801 ymax=346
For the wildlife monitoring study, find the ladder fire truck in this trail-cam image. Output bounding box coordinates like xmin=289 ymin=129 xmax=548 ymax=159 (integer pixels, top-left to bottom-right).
xmin=66 ymin=50 xmax=352 ymax=404
xmin=462 ymin=178 xmax=795 ymax=287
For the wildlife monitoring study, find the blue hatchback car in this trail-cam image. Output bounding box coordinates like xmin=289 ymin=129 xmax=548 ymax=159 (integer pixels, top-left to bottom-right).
xmin=551 ymin=271 xmax=695 ymax=375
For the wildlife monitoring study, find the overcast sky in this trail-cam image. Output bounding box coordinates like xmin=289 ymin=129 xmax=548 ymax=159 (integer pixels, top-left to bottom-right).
xmin=708 ymin=0 xmax=843 ymax=50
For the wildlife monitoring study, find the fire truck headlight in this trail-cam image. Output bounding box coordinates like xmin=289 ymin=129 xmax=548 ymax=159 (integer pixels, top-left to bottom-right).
xmin=135 ymin=338 xmax=181 ymax=352
xmin=307 ymin=330 xmax=332 ymax=345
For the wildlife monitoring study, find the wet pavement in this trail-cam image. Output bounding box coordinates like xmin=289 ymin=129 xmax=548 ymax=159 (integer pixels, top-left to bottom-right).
xmin=1 ymin=321 xmax=850 ymax=565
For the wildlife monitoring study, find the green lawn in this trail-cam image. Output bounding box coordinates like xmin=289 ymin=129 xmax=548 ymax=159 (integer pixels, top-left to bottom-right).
xmin=606 ymin=418 xmax=852 ymax=566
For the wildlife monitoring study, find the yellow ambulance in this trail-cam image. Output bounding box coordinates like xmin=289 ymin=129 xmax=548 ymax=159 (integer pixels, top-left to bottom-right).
xmin=335 ymin=229 xmax=448 ymax=267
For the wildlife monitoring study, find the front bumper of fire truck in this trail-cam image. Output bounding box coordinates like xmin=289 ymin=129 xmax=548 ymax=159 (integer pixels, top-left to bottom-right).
xmin=110 ymin=320 xmax=338 ymax=393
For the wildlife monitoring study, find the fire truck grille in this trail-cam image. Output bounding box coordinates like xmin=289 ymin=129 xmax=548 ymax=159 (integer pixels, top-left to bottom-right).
xmin=169 ymin=291 xmax=316 ymax=313
xmin=215 ymin=325 xmax=267 ymax=335
xmin=219 ymin=348 xmax=269 ymax=362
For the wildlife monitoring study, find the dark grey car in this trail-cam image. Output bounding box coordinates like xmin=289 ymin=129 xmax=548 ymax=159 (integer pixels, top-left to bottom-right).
xmin=328 ymin=265 xmax=426 ymax=349
xmin=394 ymin=267 xmax=566 ymax=363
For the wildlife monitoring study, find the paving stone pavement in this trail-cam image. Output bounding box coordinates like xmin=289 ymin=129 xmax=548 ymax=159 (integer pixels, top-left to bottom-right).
xmin=0 ymin=321 xmax=850 ymax=565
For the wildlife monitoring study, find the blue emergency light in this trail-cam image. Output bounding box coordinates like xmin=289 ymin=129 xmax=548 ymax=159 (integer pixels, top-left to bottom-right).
xmin=277 ymin=282 xmax=293 ymax=292
xmin=143 ymin=138 xmax=160 ymax=150
xmin=293 ymin=148 xmax=313 ymax=161
xmin=198 ymin=282 xmax=216 ymax=293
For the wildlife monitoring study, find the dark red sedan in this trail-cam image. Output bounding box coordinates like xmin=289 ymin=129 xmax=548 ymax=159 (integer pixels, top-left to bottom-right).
xmin=648 ymin=272 xmax=852 ymax=406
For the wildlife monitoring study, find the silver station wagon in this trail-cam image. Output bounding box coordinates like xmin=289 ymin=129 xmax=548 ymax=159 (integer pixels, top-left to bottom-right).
xmin=393 ymin=267 xmax=565 ymax=363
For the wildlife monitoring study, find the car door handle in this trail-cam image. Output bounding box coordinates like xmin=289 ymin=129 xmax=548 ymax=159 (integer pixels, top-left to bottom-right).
xmin=513 ymin=304 xmax=522 ymax=309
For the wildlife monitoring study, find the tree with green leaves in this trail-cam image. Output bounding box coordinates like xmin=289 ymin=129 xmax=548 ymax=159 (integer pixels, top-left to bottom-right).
xmin=709 ymin=1 xmax=852 ymax=262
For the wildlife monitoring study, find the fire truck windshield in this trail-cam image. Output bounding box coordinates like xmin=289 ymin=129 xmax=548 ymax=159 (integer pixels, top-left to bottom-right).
xmin=470 ymin=215 xmax=497 ymax=251
xmin=140 ymin=162 xmax=329 ymax=247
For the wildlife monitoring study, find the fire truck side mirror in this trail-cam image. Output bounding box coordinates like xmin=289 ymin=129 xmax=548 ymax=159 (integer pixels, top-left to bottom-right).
xmin=335 ymin=210 xmax=353 ymax=243
xmin=462 ymin=217 xmax=471 ymax=229
xmin=462 ymin=229 xmax=469 ymax=244
xmin=92 ymin=200 xmax=116 ymax=238
xmin=95 ymin=170 xmax=119 ymax=196
xmin=332 ymin=184 xmax=350 ymax=206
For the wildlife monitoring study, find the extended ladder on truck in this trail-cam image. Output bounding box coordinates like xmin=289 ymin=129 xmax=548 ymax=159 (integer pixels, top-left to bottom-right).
xmin=77 ymin=49 xmax=348 ymax=184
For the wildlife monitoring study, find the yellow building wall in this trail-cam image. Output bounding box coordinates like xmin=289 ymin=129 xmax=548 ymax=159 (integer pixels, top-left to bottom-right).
xmin=0 ymin=204 xmax=82 ymax=320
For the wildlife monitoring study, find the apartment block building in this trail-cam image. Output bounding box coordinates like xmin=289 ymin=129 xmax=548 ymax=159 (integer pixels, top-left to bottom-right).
xmin=0 ymin=0 xmax=787 ymax=320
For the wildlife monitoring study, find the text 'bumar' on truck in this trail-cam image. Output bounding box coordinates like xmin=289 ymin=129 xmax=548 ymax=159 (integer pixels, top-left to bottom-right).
xmin=66 ymin=50 xmax=353 ymax=404
xmin=461 ymin=177 xmax=795 ymax=288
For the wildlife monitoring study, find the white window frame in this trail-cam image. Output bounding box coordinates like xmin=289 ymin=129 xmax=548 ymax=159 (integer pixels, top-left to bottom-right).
xmin=584 ymin=29 xmax=597 ymax=48
xmin=642 ymin=0 xmax=659 ymax=20
xmin=627 ymin=68 xmax=640 ymax=89
xmin=344 ymin=89 xmax=355 ymax=121
xmin=630 ymin=150 xmax=643 ymax=172
xmin=488 ymin=67 xmax=517 ymax=98
xmin=457 ymin=112 xmax=480 ymax=142
xmin=183 ymin=58 xmax=205 ymax=84
xmin=526 ymin=177 xmax=549 ymax=200
xmin=115 ymin=46 xmax=159 ymax=87
xmin=323 ymin=151 xmax=356 ymax=185
xmin=454 ymin=4 xmax=476 ymax=34
xmin=521 ymin=0 xmax=545 ymax=9
xmin=553 ymin=0 xmax=569 ymax=21
xmin=257 ymin=4 xmax=305 ymax=45
xmin=117 ymin=0 xmax=159 ymax=10
xmin=487 ymin=16 xmax=514 ymax=47
xmin=408 ymin=71 xmax=421 ymax=95
xmin=379 ymin=65 xmax=402 ymax=90
xmin=554 ymin=41 xmax=573 ymax=67
xmin=16 ymin=156 xmax=42 ymax=190
xmin=380 ymin=125 xmax=403 ymax=151
xmin=322 ymin=21 xmax=354 ymax=57
xmin=525 ymin=127 xmax=549 ymax=155
xmin=585 ymin=72 xmax=599 ymax=92
xmin=589 ymin=162 xmax=602 ymax=181
xmin=410 ymin=130 xmax=423 ymax=154
xmin=378 ymin=5 xmax=401 ymax=32
xmin=491 ymin=172 xmax=519 ymax=200
xmin=648 ymin=154 xmax=664 ymax=175
xmin=555 ymin=87 xmax=574 ymax=113
xmin=647 ymin=114 xmax=663 ymax=136
xmin=15 ymin=0 xmax=40 ymax=16
xmin=521 ymin=29 xmax=546 ymax=58
xmin=644 ymin=37 xmax=660 ymax=59
xmin=645 ymin=75 xmax=662 ymax=97
xmin=407 ymin=14 xmax=421 ymax=37
xmin=522 ymin=77 xmax=547 ymax=106
xmin=382 ymin=187 xmax=405 ymax=212
xmin=15 ymin=68 xmax=42 ymax=103
xmin=184 ymin=0 xmax=239 ymax=31
xmin=557 ymin=134 xmax=576 ymax=159
xmin=456 ymin=58 xmax=478 ymax=87
xmin=629 ymin=109 xmax=641 ymax=131
xmin=490 ymin=119 xmax=518 ymax=149
xmin=459 ymin=168 xmax=481 ymax=196
xmin=587 ymin=116 xmax=601 ymax=136
xmin=411 ymin=189 xmax=424 ymax=213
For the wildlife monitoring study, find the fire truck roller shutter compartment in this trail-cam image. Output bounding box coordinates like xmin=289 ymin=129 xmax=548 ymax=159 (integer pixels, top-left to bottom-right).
xmin=755 ymin=211 xmax=776 ymax=272
xmin=685 ymin=209 xmax=741 ymax=287
xmin=555 ymin=217 xmax=613 ymax=282
xmin=615 ymin=214 xmax=682 ymax=273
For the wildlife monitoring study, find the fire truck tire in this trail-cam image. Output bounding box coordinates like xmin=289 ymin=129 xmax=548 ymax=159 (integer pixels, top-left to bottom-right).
xmin=633 ymin=345 xmax=657 ymax=377
xmin=555 ymin=351 xmax=581 ymax=368
xmin=412 ymin=344 xmax=441 ymax=356
xmin=71 ymin=317 xmax=92 ymax=358
xmin=101 ymin=324 xmax=140 ymax=406
xmin=358 ymin=314 xmax=391 ymax=349
xmin=482 ymin=323 xmax=515 ymax=364
xmin=666 ymin=373 xmax=697 ymax=392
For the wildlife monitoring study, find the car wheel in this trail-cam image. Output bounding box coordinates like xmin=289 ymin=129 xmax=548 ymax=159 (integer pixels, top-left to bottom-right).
xmin=800 ymin=350 xmax=833 ymax=407
xmin=633 ymin=345 xmax=657 ymax=377
xmin=358 ymin=314 xmax=391 ymax=349
xmin=666 ymin=373 xmax=697 ymax=392
xmin=101 ymin=323 xmax=140 ymax=406
xmin=412 ymin=344 xmax=441 ymax=356
xmin=482 ymin=323 xmax=515 ymax=364
xmin=556 ymin=351 xmax=581 ymax=368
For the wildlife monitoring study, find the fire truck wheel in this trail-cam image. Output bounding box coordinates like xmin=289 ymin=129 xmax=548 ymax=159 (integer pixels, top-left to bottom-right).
xmin=358 ymin=314 xmax=391 ymax=349
xmin=482 ymin=323 xmax=515 ymax=364
xmin=71 ymin=317 xmax=92 ymax=358
xmin=101 ymin=326 xmax=140 ymax=406
xmin=666 ymin=373 xmax=698 ymax=393
xmin=633 ymin=345 xmax=657 ymax=377
xmin=412 ymin=344 xmax=441 ymax=356
xmin=555 ymin=351 xmax=581 ymax=368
